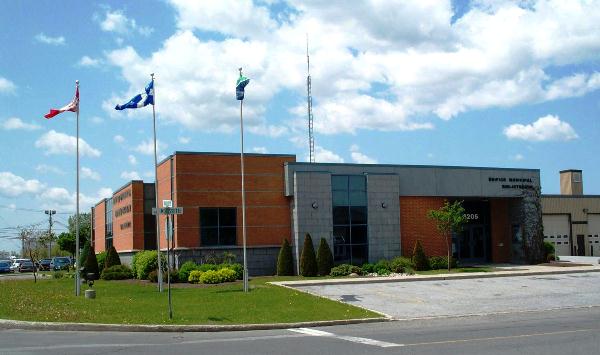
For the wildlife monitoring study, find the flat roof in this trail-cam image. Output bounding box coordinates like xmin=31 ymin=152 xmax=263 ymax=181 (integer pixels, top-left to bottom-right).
xmin=158 ymin=151 xmax=296 ymax=166
xmin=285 ymin=161 xmax=540 ymax=172
xmin=559 ymin=169 xmax=583 ymax=173
xmin=542 ymin=194 xmax=600 ymax=198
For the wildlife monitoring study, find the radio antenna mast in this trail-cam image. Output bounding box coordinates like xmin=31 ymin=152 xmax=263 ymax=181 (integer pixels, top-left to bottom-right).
xmin=306 ymin=34 xmax=315 ymax=163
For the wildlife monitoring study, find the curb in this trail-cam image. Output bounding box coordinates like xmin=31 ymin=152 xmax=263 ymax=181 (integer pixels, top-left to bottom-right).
xmin=272 ymin=267 xmax=600 ymax=287
xmin=0 ymin=317 xmax=389 ymax=333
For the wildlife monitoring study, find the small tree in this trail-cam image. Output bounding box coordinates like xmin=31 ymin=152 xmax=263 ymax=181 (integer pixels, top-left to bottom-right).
xmin=427 ymin=200 xmax=467 ymax=271
xmin=277 ymin=238 xmax=294 ymax=276
xmin=84 ymin=247 xmax=100 ymax=280
xmin=79 ymin=240 xmax=91 ymax=270
xmin=412 ymin=240 xmax=430 ymax=271
xmin=57 ymin=232 xmax=76 ymax=257
xmin=19 ymin=226 xmax=43 ymax=283
xmin=104 ymin=245 xmax=122 ymax=269
xmin=316 ymin=238 xmax=334 ymax=276
xmin=300 ymin=233 xmax=318 ymax=277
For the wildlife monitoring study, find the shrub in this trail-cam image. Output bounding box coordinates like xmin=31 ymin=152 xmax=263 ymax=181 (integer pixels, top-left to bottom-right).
xmin=79 ymin=241 xmax=91 ymax=270
xmin=179 ymin=261 xmax=198 ymax=282
xmin=330 ymin=264 xmax=362 ymax=277
xmin=84 ymin=246 xmax=100 ymax=280
xmin=104 ymin=245 xmax=121 ymax=269
xmin=361 ymin=263 xmax=375 ymax=274
xmin=547 ymin=253 xmax=556 ymax=262
xmin=404 ymin=266 xmax=415 ymax=275
xmin=223 ymin=263 xmax=243 ymax=280
xmin=198 ymin=263 xmax=219 ymax=272
xmin=220 ymin=251 xmax=237 ymax=264
xmin=544 ymin=241 xmax=555 ymax=258
xmin=101 ymin=265 xmax=132 ymax=280
xmin=300 ymin=233 xmax=318 ymax=277
xmin=429 ymin=256 xmax=457 ymax=270
xmin=96 ymin=251 xmax=107 ymax=272
xmin=188 ymin=270 xmax=203 ymax=283
xmin=277 ymin=238 xmax=294 ymax=276
xmin=316 ymin=238 xmax=334 ymax=276
xmin=412 ymin=240 xmax=430 ymax=271
xmin=390 ymin=257 xmax=414 ymax=273
xmin=52 ymin=271 xmax=64 ymax=279
xmin=200 ymin=270 xmax=222 ymax=284
xmin=217 ymin=268 xmax=237 ymax=283
xmin=374 ymin=259 xmax=392 ymax=275
xmin=148 ymin=269 xmax=179 ymax=283
xmin=132 ymin=250 xmax=167 ymax=280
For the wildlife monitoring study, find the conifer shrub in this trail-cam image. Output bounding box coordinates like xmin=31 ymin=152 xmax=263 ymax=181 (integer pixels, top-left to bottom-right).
xmin=300 ymin=233 xmax=318 ymax=277
xmin=412 ymin=240 xmax=430 ymax=271
xmin=96 ymin=251 xmax=107 ymax=272
xmin=277 ymin=238 xmax=294 ymax=276
xmin=316 ymin=238 xmax=334 ymax=276
xmin=84 ymin=246 xmax=100 ymax=280
xmin=104 ymin=245 xmax=121 ymax=269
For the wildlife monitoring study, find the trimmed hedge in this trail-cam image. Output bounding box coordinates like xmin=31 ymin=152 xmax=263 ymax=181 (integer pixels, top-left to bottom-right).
xmin=316 ymin=238 xmax=334 ymax=276
xmin=277 ymin=238 xmax=294 ymax=276
xmin=131 ymin=250 xmax=167 ymax=280
xmin=100 ymin=265 xmax=132 ymax=280
xmin=104 ymin=245 xmax=121 ymax=269
xmin=330 ymin=264 xmax=362 ymax=277
xmin=188 ymin=270 xmax=203 ymax=283
xmin=300 ymin=233 xmax=318 ymax=277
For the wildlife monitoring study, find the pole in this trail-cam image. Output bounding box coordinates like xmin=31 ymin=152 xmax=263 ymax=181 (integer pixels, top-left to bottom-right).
xmin=167 ymin=215 xmax=173 ymax=319
xmin=151 ymin=73 xmax=163 ymax=292
xmin=240 ymin=93 xmax=248 ymax=293
xmin=75 ymin=80 xmax=80 ymax=297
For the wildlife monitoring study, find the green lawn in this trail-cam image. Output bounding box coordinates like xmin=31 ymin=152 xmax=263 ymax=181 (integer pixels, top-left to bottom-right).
xmin=415 ymin=267 xmax=494 ymax=275
xmin=0 ymin=276 xmax=379 ymax=325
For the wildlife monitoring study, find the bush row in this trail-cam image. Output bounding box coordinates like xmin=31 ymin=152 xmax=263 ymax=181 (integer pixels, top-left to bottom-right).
xmin=330 ymin=255 xmax=458 ymax=277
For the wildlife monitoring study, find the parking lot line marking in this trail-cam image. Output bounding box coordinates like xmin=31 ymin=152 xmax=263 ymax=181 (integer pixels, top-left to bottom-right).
xmin=289 ymin=328 xmax=403 ymax=348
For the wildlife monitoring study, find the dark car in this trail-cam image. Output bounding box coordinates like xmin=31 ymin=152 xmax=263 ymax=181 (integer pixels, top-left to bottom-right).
xmin=18 ymin=260 xmax=35 ymax=272
xmin=51 ymin=257 xmax=71 ymax=271
xmin=39 ymin=258 xmax=52 ymax=271
xmin=0 ymin=261 xmax=12 ymax=273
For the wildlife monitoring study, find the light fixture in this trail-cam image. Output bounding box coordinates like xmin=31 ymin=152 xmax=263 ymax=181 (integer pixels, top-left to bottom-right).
xmin=311 ymin=202 xmax=318 ymax=209
xmin=381 ymin=202 xmax=387 ymax=209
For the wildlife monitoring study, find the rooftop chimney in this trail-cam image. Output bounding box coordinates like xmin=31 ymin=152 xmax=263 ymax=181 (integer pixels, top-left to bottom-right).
xmin=560 ymin=169 xmax=583 ymax=195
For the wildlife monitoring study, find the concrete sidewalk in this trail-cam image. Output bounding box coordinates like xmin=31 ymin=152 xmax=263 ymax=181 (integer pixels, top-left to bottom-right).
xmin=272 ymin=263 xmax=600 ymax=288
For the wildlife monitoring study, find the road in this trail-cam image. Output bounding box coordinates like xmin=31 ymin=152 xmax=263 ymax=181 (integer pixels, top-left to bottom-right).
xmin=1 ymin=307 xmax=599 ymax=354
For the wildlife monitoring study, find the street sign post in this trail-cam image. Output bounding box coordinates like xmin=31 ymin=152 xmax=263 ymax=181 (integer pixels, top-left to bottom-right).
xmin=152 ymin=207 xmax=183 ymax=215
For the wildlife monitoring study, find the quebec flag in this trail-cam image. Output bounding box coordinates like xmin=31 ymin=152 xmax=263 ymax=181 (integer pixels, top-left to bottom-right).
xmin=236 ymin=72 xmax=250 ymax=100
xmin=115 ymin=80 xmax=154 ymax=110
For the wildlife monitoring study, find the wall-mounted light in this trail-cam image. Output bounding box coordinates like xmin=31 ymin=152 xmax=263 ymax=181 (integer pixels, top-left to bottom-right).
xmin=311 ymin=202 xmax=319 ymax=209
xmin=381 ymin=202 xmax=387 ymax=209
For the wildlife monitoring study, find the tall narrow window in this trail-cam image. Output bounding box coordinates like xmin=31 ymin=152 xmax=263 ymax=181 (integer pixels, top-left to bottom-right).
xmin=200 ymin=208 xmax=237 ymax=246
xmin=332 ymin=175 xmax=368 ymax=265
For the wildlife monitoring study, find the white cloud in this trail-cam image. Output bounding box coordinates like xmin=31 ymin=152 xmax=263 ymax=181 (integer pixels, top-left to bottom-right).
xmin=0 ymin=77 xmax=16 ymax=94
xmin=1 ymin=117 xmax=40 ymax=131
xmin=503 ymin=115 xmax=578 ymax=142
xmin=313 ymin=146 xmax=344 ymax=163
xmin=178 ymin=136 xmax=191 ymax=144
xmin=0 ymin=172 xmax=46 ymax=197
xmin=99 ymin=9 xmax=153 ymax=36
xmin=252 ymin=146 xmax=268 ymax=154
xmin=143 ymin=170 xmax=154 ymax=178
xmin=349 ymin=144 xmax=377 ymax=164
xmin=120 ymin=171 xmax=141 ymax=180
xmin=511 ymin=153 xmax=525 ymax=161
xmin=135 ymin=139 xmax=167 ymax=156
xmin=90 ymin=116 xmax=104 ymax=124
xmin=38 ymin=187 xmax=113 ymax=213
xmin=101 ymin=0 xmax=600 ymax=136
xmin=247 ymin=124 xmax=289 ymax=137
xmin=128 ymin=154 xmax=137 ymax=165
xmin=35 ymin=130 xmax=101 ymax=157
xmin=35 ymin=33 xmax=66 ymax=45
xmin=81 ymin=167 xmax=101 ymax=181
xmin=35 ymin=164 xmax=64 ymax=175
xmin=113 ymin=135 xmax=125 ymax=144
xmin=78 ymin=56 xmax=101 ymax=67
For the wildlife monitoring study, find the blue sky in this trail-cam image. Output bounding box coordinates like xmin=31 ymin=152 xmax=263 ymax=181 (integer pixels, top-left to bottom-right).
xmin=1 ymin=0 xmax=599 ymax=252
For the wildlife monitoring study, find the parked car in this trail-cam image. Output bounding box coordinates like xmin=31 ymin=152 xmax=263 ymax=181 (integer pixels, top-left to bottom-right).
xmin=50 ymin=257 xmax=71 ymax=271
xmin=18 ymin=260 xmax=36 ymax=272
xmin=0 ymin=261 xmax=12 ymax=273
xmin=10 ymin=258 xmax=28 ymax=272
xmin=39 ymin=258 xmax=52 ymax=271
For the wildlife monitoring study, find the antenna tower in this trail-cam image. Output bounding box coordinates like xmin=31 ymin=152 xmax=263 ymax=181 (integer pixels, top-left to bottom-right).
xmin=306 ymin=34 xmax=315 ymax=163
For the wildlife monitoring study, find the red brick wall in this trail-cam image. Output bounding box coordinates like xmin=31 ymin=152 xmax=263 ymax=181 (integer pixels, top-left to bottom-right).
xmin=157 ymin=153 xmax=295 ymax=249
xmin=93 ymin=202 xmax=106 ymax=253
xmin=400 ymin=196 xmax=446 ymax=257
xmin=490 ymin=199 xmax=510 ymax=263
xmin=112 ymin=181 xmax=145 ymax=251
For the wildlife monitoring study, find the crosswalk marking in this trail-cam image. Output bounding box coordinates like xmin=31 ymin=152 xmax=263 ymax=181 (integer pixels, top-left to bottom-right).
xmin=289 ymin=328 xmax=403 ymax=348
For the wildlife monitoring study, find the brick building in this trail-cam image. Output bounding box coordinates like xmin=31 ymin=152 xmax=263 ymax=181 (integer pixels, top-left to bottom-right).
xmin=92 ymin=151 xmax=541 ymax=275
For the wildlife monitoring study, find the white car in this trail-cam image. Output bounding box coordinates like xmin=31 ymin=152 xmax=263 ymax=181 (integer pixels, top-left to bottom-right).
xmin=10 ymin=258 xmax=28 ymax=272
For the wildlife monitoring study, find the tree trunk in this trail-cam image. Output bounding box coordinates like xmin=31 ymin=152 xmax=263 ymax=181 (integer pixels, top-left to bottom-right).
xmin=446 ymin=233 xmax=451 ymax=272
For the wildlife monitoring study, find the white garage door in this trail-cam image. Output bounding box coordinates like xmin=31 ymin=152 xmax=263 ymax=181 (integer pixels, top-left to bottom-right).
xmin=543 ymin=214 xmax=570 ymax=256
xmin=589 ymin=214 xmax=600 ymax=256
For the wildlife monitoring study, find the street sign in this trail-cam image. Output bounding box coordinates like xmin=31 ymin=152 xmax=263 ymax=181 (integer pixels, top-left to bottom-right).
xmin=152 ymin=207 xmax=183 ymax=215
xmin=163 ymin=200 xmax=173 ymax=208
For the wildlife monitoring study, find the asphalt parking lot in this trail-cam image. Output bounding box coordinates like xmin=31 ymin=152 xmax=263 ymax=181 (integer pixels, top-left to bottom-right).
xmin=296 ymin=272 xmax=600 ymax=319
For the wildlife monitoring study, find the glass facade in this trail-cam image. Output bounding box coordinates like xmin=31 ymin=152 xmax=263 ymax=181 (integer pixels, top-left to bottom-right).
xmin=332 ymin=175 xmax=368 ymax=265
xmin=105 ymin=199 xmax=113 ymax=250
xmin=199 ymin=208 xmax=237 ymax=246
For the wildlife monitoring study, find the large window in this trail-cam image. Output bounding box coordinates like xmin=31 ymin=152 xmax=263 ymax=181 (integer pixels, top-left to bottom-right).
xmin=105 ymin=199 xmax=113 ymax=251
xmin=332 ymin=175 xmax=368 ymax=265
xmin=200 ymin=208 xmax=237 ymax=246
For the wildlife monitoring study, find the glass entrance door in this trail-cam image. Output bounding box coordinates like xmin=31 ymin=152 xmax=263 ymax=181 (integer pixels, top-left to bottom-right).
xmin=456 ymin=225 xmax=488 ymax=263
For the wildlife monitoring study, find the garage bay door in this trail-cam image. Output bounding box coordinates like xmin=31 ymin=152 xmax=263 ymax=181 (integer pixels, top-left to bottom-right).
xmin=542 ymin=214 xmax=570 ymax=256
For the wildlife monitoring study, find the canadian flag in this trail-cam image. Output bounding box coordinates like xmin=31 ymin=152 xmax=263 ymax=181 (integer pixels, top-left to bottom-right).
xmin=44 ymin=83 xmax=79 ymax=119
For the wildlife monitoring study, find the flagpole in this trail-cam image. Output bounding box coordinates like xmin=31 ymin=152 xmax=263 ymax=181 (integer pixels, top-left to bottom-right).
xmin=75 ymin=80 xmax=81 ymax=297
xmin=151 ymin=73 xmax=163 ymax=292
xmin=239 ymin=68 xmax=249 ymax=293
